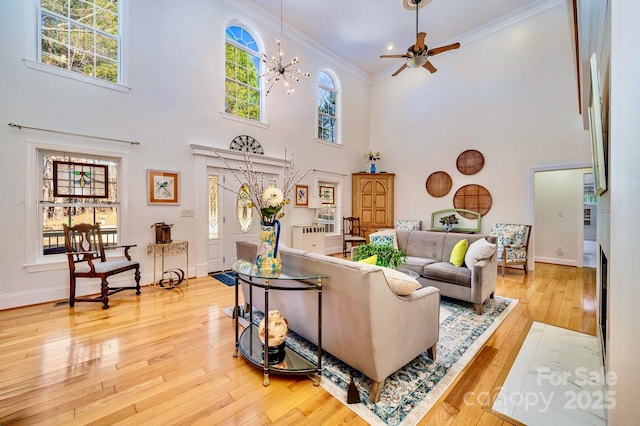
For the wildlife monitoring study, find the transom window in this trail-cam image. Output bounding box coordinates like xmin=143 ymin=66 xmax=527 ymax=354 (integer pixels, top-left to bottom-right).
xmin=317 ymin=71 xmax=339 ymax=143
xmin=40 ymin=150 xmax=120 ymax=256
xmin=39 ymin=0 xmax=120 ymax=83
xmin=225 ymin=24 xmax=262 ymax=122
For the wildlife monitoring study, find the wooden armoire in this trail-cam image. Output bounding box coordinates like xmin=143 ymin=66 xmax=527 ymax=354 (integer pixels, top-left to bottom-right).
xmin=352 ymin=173 xmax=395 ymax=238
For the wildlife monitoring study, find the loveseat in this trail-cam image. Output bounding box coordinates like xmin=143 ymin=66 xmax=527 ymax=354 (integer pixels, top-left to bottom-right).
xmin=394 ymin=230 xmax=498 ymax=314
xmin=235 ymin=241 xmax=440 ymax=403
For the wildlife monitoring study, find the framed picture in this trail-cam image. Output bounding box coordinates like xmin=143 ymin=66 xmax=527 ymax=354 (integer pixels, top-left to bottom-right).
xmin=589 ymin=53 xmax=607 ymax=195
xmin=148 ymin=170 xmax=179 ymax=204
xmin=53 ymin=161 xmax=108 ymax=198
xmin=295 ymin=184 xmax=308 ymax=206
xmin=319 ymin=185 xmax=334 ymax=205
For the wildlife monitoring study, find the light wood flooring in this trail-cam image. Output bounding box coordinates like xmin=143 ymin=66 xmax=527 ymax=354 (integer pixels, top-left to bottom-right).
xmin=0 ymin=262 xmax=596 ymax=425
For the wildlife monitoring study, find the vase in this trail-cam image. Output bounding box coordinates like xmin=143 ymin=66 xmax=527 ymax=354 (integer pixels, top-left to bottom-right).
xmin=445 ymin=224 xmax=452 ymax=232
xmin=255 ymin=220 xmax=281 ymax=272
xmin=258 ymin=310 xmax=288 ymax=364
xmin=370 ymin=163 xmax=376 ymax=173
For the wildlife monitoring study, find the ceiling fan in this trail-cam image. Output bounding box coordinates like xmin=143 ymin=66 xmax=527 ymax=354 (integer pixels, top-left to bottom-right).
xmin=380 ymin=0 xmax=460 ymax=77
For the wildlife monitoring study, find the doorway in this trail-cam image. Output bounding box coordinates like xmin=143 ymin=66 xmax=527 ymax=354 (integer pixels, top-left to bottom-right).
xmin=532 ymin=165 xmax=592 ymax=267
xmin=207 ymin=167 xmax=277 ymax=273
xmin=583 ymin=172 xmax=597 ymax=268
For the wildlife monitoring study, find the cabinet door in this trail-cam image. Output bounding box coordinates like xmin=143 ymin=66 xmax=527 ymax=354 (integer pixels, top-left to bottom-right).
xmin=352 ymin=174 xmax=394 ymax=230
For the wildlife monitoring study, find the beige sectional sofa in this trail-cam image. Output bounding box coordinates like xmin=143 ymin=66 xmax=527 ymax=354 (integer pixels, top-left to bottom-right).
xmin=395 ymin=230 xmax=498 ymax=314
xmin=235 ymin=241 xmax=440 ymax=403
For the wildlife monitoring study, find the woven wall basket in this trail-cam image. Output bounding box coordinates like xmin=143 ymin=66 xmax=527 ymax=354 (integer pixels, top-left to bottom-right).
xmin=456 ymin=150 xmax=485 ymax=175
xmin=426 ymin=171 xmax=452 ymax=197
xmin=453 ymin=184 xmax=492 ymax=218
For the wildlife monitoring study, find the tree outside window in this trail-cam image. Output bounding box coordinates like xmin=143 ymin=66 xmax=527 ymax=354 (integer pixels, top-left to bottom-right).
xmin=39 ymin=0 xmax=120 ymax=83
xmin=225 ymin=25 xmax=261 ymax=122
xmin=317 ymin=71 xmax=338 ymax=143
xmin=40 ymin=150 xmax=120 ymax=255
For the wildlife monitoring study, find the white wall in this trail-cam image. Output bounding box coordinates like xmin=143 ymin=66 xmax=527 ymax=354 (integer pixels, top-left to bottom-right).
xmin=0 ymin=0 xmax=370 ymax=308
xmin=608 ymin=1 xmax=640 ymax=423
xmin=369 ymin=3 xmax=591 ymax=235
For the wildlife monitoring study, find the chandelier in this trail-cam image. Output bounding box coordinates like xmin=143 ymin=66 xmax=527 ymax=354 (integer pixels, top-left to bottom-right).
xmin=261 ymin=0 xmax=309 ymax=95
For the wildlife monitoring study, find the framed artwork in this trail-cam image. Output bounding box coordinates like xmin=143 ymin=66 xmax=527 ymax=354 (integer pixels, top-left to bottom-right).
xmin=295 ymin=184 xmax=309 ymax=206
xmin=319 ymin=186 xmax=334 ymax=205
xmin=148 ymin=170 xmax=179 ymax=205
xmin=53 ymin=161 xmax=108 ymax=198
xmin=589 ymin=53 xmax=607 ymax=195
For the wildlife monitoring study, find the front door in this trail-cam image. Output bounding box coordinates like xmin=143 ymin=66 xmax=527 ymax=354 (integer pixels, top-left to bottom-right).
xmin=207 ymin=168 xmax=277 ymax=272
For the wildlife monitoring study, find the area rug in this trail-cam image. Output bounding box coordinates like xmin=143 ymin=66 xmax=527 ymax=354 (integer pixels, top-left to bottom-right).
xmin=210 ymin=271 xmax=236 ymax=287
xmin=224 ymin=296 xmax=518 ymax=425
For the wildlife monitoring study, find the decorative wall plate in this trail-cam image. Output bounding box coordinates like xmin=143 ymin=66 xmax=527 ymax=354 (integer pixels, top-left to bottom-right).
xmin=230 ymin=135 xmax=264 ymax=154
xmin=453 ymin=184 xmax=492 ymax=218
xmin=425 ymin=171 xmax=452 ymax=197
xmin=456 ymin=149 xmax=485 ymax=175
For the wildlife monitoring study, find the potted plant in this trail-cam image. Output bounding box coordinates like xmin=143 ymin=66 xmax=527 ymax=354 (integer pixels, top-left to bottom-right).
xmin=352 ymin=242 xmax=407 ymax=269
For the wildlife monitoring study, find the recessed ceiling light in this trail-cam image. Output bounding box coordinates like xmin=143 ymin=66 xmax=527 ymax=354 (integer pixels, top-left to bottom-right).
xmin=386 ymin=43 xmax=395 ymax=51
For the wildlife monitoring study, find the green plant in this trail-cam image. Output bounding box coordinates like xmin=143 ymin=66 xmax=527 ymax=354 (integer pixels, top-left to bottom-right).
xmin=352 ymin=243 xmax=407 ymax=269
xmin=439 ymin=214 xmax=459 ymax=226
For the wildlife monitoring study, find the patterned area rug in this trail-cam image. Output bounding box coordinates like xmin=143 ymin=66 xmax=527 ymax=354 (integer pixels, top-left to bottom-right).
xmin=209 ymin=271 xmax=236 ymax=287
xmin=225 ymin=296 xmax=517 ymax=425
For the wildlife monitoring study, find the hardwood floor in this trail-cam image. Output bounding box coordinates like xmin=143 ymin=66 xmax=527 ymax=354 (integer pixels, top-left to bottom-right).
xmin=0 ymin=262 xmax=596 ymax=425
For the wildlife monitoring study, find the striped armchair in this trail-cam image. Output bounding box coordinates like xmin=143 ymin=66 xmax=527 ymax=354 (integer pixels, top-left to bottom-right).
xmin=489 ymin=224 xmax=532 ymax=276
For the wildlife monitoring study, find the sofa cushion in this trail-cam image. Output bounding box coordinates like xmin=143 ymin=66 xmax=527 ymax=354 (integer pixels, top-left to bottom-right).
xmin=403 ymin=256 xmax=438 ymax=276
xmin=423 ymin=262 xmax=472 ymax=287
xmin=449 ymin=239 xmax=468 ymax=267
xmin=464 ymin=238 xmax=497 ymax=269
xmin=376 ymin=266 xmax=422 ymax=295
xmin=369 ymin=229 xmax=398 ymax=249
xmin=404 ymin=231 xmax=446 ymax=261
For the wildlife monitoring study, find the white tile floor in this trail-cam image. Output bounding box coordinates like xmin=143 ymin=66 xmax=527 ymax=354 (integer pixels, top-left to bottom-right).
xmin=493 ymin=322 xmax=606 ymax=425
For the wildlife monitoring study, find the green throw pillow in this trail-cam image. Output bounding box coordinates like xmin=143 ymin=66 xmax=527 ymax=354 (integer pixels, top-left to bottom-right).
xmin=450 ymin=239 xmax=469 ymax=267
xmin=358 ymin=254 xmax=378 ymax=265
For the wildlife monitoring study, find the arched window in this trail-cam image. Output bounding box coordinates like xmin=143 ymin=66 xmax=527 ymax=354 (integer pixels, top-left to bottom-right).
xmin=225 ymin=24 xmax=262 ymax=121
xmin=317 ymin=70 xmax=339 ymax=143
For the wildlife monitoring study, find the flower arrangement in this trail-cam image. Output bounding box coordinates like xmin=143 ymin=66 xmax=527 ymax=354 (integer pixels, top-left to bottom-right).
xmin=439 ymin=214 xmax=459 ymax=226
xmin=364 ymin=151 xmax=382 ymax=162
xmin=218 ymin=148 xmax=310 ymax=226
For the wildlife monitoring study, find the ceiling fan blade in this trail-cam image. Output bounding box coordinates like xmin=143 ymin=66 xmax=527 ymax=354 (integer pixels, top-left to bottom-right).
xmin=391 ymin=63 xmax=408 ymax=77
xmin=379 ymin=54 xmax=409 ymax=59
xmin=422 ymin=61 xmax=437 ymax=73
xmin=427 ymin=42 xmax=461 ymax=56
xmin=414 ymin=32 xmax=427 ymax=51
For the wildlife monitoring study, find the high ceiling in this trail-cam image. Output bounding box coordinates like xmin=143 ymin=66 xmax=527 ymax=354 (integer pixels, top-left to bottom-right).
xmin=244 ymin=0 xmax=565 ymax=78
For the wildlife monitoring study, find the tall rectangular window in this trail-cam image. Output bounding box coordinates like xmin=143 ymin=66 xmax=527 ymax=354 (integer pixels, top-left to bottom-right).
xmin=316 ymin=182 xmax=336 ymax=233
xmin=39 ymin=0 xmax=120 ymax=83
xmin=41 ymin=150 xmax=119 ymax=255
xmin=225 ymin=25 xmax=262 ymax=122
xmin=317 ymin=71 xmax=338 ymax=143
xmin=208 ymin=175 xmax=219 ymax=239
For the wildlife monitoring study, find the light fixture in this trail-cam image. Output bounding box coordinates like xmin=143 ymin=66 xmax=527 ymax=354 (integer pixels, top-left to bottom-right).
xmin=407 ymin=55 xmax=427 ymax=68
xmin=261 ymin=0 xmax=309 ymax=95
